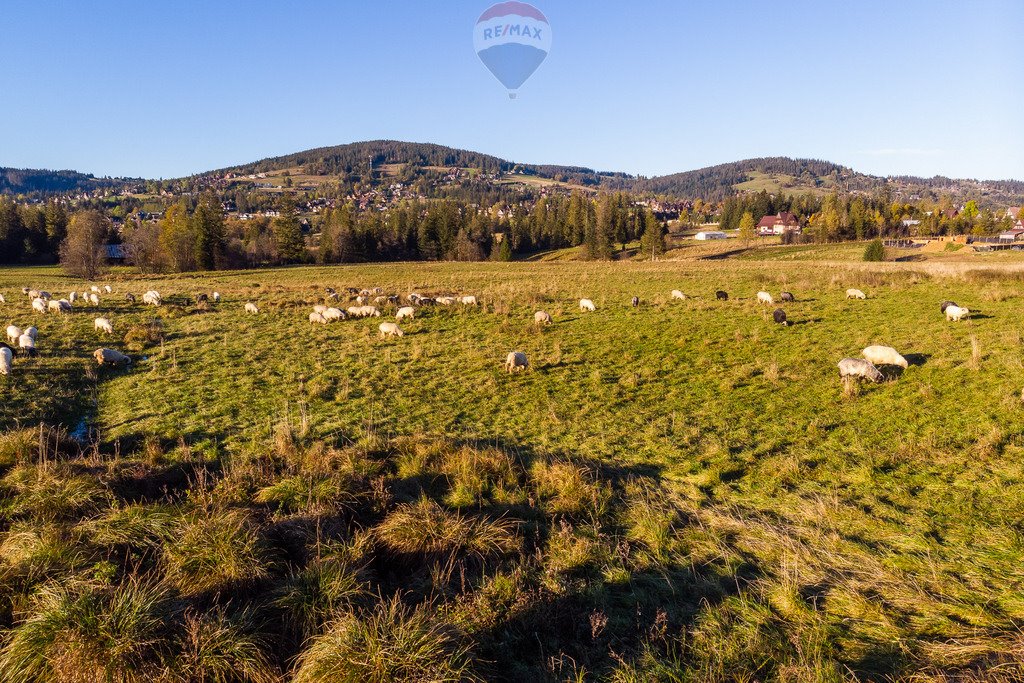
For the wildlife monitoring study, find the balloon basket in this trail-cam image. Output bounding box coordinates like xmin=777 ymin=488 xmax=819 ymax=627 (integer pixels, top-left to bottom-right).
xmin=508 ymin=92 xmax=517 ymax=100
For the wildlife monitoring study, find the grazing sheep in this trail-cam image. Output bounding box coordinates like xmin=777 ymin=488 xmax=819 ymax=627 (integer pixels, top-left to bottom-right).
xmin=27 ymin=289 xmax=39 ymax=300
xmin=757 ymin=291 xmax=774 ymax=305
xmin=309 ymin=312 xmax=329 ymax=325
xmin=324 ymin=307 xmax=346 ymax=321
xmin=88 ymin=293 xmax=100 ymax=306
xmin=940 ymin=300 xmax=957 ymax=314
xmin=0 ymin=346 xmax=11 ymax=376
xmin=436 ymin=296 xmax=456 ymax=306
xmin=18 ymin=334 xmax=36 ymax=358
xmin=212 ymin=292 xmax=221 ymax=303
xmin=197 ymin=293 xmax=209 ymax=304
xmin=374 ymin=296 xmax=388 ymax=305
xmin=780 ymin=291 xmax=795 ymax=302
xmin=396 ymin=306 xmax=416 ymax=321
xmin=362 ymin=306 xmax=381 ymax=318
xmin=0 ymin=294 xmax=5 ymax=304
xmin=54 ymin=300 xmax=72 ymax=314
xmin=313 ymin=304 xmax=328 ymax=314
xmin=31 ymin=298 xmax=46 ymax=314
xmin=417 ymin=297 xmax=436 ymax=306
xmin=846 ymin=289 xmax=866 ymax=300
xmin=862 ymin=345 xmax=907 ymax=369
xmin=408 ymin=292 xmax=422 ymax=303
xmin=715 ymin=290 xmax=728 ymax=301
xmin=505 ymin=351 xmax=528 ymax=373
xmin=579 ymin=299 xmax=596 ymax=312
xmin=103 ymin=285 xmax=112 ymax=294
xmin=379 ymin=322 xmax=404 ymax=338
xmin=94 ymin=317 xmax=114 ymax=335
xmin=47 ymin=299 xmax=63 ymax=313
xmin=327 ymin=292 xmax=340 ymax=301
xmin=346 ymin=306 xmax=362 ymax=318
xmin=68 ymin=292 xmax=77 ymax=303
xmin=838 ymin=358 xmax=884 ymax=383
xmin=356 ymin=296 xmax=366 ymax=305
xmin=459 ymin=295 xmax=478 ymax=306
xmin=773 ymin=309 xmax=789 ymax=326
xmin=125 ymin=293 xmax=136 ymax=303
xmin=631 ymin=296 xmax=640 ymax=307
xmin=6 ymin=326 xmax=22 ymax=344
xmin=671 ymin=290 xmax=686 ymax=301
xmin=945 ymin=305 xmax=970 ymax=322
xmin=534 ymin=310 xmax=552 ymax=325
xmin=142 ymin=291 xmax=161 ymax=306
xmin=244 ymin=302 xmax=259 ymax=314
xmin=38 ymin=291 xmax=51 ymax=301
xmin=90 ymin=286 xmax=101 ymax=294
xmin=387 ymin=295 xmax=400 ymax=304
xmin=94 ymin=348 xmax=131 ymax=366
xmin=24 ymin=327 xmax=37 ymax=341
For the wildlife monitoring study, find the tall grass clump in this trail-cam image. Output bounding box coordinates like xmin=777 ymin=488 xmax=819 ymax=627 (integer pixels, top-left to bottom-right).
xmin=292 ymin=596 xmax=478 ymax=683
xmin=168 ymin=609 xmax=280 ymax=683
xmin=163 ymin=508 xmax=270 ymax=594
xmin=375 ymin=497 xmax=519 ymax=562
xmin=273 ymin=559 xmax=365 ymax=641
xmin=1 ymin=465 xmax=108 ymax=521
xmin=530 ymin=459 xmax=609 ymax=518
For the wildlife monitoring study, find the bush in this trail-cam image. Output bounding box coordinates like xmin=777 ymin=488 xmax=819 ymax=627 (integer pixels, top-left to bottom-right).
xmin=863 ymin=238 xmax=886 ymax=262
xmin=292 ymin=596 xmax=478 ymax=683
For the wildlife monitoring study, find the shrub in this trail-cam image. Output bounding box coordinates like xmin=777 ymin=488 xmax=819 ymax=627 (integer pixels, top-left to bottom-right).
xmin=163 ymin=509 xmax=270 ymax=594
xmin=863 ymin=238 xmax=886 ymax=262
xmin=292 ymin=596 xmax=478 ymax=683
xmin=0 ymin=579 xmax=173 ymax=683
xmin=375 ymin=497 xmax=519 ymax=561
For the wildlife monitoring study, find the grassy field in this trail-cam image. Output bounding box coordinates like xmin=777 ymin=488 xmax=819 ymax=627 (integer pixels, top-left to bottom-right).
xmin=1 ymin=251 xmax=1024 ymax=681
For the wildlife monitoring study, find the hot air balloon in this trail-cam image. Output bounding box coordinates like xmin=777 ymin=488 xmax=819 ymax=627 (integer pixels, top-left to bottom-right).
xmin=473 ymin=2 xmax=551 ymax=99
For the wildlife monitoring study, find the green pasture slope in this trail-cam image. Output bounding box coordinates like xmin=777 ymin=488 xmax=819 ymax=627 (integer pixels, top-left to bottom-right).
xmin=0 ymin=255 xmax=1023 ymax=681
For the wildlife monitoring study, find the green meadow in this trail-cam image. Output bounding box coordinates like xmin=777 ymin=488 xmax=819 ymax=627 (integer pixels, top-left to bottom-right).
xmin=1 ymin=254 xmax=1023 ymax=681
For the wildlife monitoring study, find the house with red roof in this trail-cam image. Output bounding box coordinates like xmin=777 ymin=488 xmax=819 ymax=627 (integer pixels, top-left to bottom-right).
xmin=756 ymin=212 xmax=801 ymax=236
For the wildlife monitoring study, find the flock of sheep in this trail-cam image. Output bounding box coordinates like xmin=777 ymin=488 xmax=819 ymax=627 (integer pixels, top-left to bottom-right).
xmin=0 ymin=281 xmax=974 ymax=392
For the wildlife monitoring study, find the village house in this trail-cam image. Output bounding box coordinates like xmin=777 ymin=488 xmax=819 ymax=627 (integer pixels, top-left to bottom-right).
xmin=756 ymin=212 xmax=801 ymax=236
xmin=1006 ymin=207 xmax=1021 ymax=220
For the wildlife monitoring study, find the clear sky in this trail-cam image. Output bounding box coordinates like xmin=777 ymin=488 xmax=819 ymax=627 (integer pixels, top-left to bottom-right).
xmin=2 ymin=0 xmax=1021 ymax=181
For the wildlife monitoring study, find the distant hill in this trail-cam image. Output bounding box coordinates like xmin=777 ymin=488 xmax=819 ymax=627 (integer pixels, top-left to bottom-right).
xmin=2 ymin=141 xmax=1022 ymax=206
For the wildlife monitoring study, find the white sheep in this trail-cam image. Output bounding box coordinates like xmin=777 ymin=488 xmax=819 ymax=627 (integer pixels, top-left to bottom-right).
xmin=757 ymin=291 xmax=774 ymax=305
xmin=0 ymin=347 xmax=11 ymax=376
xmin=47 ymin=299 xmax=63 ymax=313
xmin=103 ymin=285 xmax=112 ymax=294
xmin=244 ymin=302 xmax=259 ymax=314
xmin=396 ymin=306 xmax=416 ymax=321
xmin=68 ymin=292 xmax=77 ymax=303
xmin=846 ymin=289 xmax=866 ymax=300
xmin=313 ymin=304 xmax=328 ymax=314
xmin=6 ymin=325 xmax=22 ymax=344
xmin=88 ymin=293 xmax=100 ymax=307
xmin=862 ymin=345 xmax=907 ymax=369
xmin=27 ymin=289 xmax=39 ymax=299
xmin=90 ymin=286 xmax=101 ymax=294
xmin=0 ymin=294 xmax=5 ymax=304
xmin=309 ymin=312 xmax=329 ymax=325
xmin=534 ymin=311 xmax=552 ymax=325
xmin=212 ymin=292 xmax=221 ymax=302
xmin=18 ymin=334 xmax=36 ymax=357
xmin=24 ymin=327 xmax=37 ymax=341
xmin=94 ymin=348 xmax=131 ymax=366
xmin=945 ymin=305 xmax=969 ymax=322
xmin=324 ymin=307 xmax=346 ymax=321
xmin=361 ymin=306 xmax=381 ymax=318
xmin=671 ymin=290 xmax=686 ymax=301
xmin=579 ymin=299 xmax=596 ymax=312
xmin=379 ymin=322 xmax=404 ymax=338
xmin=838 ymin=358 xmax=884 ymax=383
xmin=31 ymin=298 xmax=46 ymax=314
xmin=38 ymin=291 xmax=51 ymax=301
xmin=505 ymin=351 xmax=528 ymax=373
xmin=459 ymin=295 xmax=478 ymax=306
xmin=142 ymin=291 xmax=162 ymax=306
xmin=436 ymin=296 xmax=456 ymax=306
xmin=95 ymin=318 xmax=113 ymax=335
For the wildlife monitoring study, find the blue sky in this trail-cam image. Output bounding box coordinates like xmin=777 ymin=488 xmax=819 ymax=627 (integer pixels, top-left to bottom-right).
xmin=2 ymin=0 xmax=1021 ymax=180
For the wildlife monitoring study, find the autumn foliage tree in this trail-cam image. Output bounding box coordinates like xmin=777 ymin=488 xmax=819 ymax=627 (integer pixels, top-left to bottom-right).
xmin=59 ymin=210 xmax=109 ymax=279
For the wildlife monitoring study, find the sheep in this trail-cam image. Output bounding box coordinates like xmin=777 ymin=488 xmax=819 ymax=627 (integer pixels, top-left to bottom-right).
xmin=396 ymin=306 xmax=416 ymax=321
xmin=631 ymin=296 xmax=640 ymax=307
xmin=387 ymin=295 xmax=400 ymax=304
xmin=21 ymin=287 xmax=29 ymax=295
xmin=27 ymin=289 xmax=39 ymax=300
xmin=142 ymin=291 xmax=162 ymax=306
xmin=579 ymin=299 xmax=596 ymax=312
xmin=374 ymin=296 xmax=387 ymax=305
xmin=356 ymin=296 xmax=366 ymax=305
xmin=68 ymin=292 xmax=77 ymax=303
xmin=346 ymin=306 xmax=362 ymax=318
xmin=244 ymin=302 xmax=259 ymax=314
xmin=0 ymin=346 xmax=11 ymax=376
xmin=212 ymin=292 xmax=221 ymax=303
xmin=862 ymin=345 xmax=907 ymax=369
xmin=312 ymin=304 xmax=328 ymax=314
xmin=361 ymin=306 xmax=381 ymax=318
xmin=325 ymin=287 xmax=336 ymax=295
xmin=407 ymin=292 xmax=422 ymax=303
xmin=197 ymin=293 xmax=209 ymax=304
xmin=87 ymin=293 xmax=100 ymax=307
xmin=324 ymin=307 xmax=346 ymax=322
xmin=0 ymin=294 xmax=4 ymax=304
xmin=945 ymin=305 xmax=970 ymax=322
xmin=6 ymin=325 xmax=22 ymax=344
xmin=309 ymin=311 xmax=329 ymax=325
xmin=90 ymin=286 xmax=101 ymax=294
xmin=103 ymin=285 xmax=112 ymax=294
xmin=436 ymin=296 xmax=456 ymax=306
xmin=846 ymin=289 xmax=866 ymax=300
xmin=31 ymin=298 xmax=46 ymax=314
xmin=94 ymin=348 xmax=131 ymax=366
xmin=671 ymin=290 xmax=686 ymax=301
xmin=38 ymin=291 xmax=51 ymax=301
xmin=940 ymin=300 xmax=957 ymax=313
xmin=54 ymin=300 xmax=72 ymax=314
xmin=773 ymin=309 xmax=789 ymax=326
xmin=505 ymin=351 xmax=528 ymax=373
xmin=459 ymin=295 xmax=478 ymax=306
xmin=534 ymin=310 xmax=552 ymax=325
xmin=780 ymin=291 xmax=795 ymax=302
xmin=757 ymin=291 xmax=774 ymax=305
xmin=24 ymin=327 xmax=37 ymax=341
xmin=379 ymin=322 xmax=404 ymax=338
xmin=18 ymin=334 xmax=36 ymax=358
xmin=838 ymin=358 xmax=884 ymax=383
xmin=47 ymin=299 xmax=63 ymax=313
xmin=94 ymin=318 xmax=113 ymax=335
xmin=327 ymin=292 xmax=340 ymax=301
xmin=715 ymin=290 xmax=728 ymax=301
xmin=125 ymin=293 xmax=136 ymax=303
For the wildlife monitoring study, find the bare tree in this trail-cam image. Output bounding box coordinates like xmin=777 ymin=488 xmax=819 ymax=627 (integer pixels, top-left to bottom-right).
xmin=59 ymin=210 xmax=109 ymax=279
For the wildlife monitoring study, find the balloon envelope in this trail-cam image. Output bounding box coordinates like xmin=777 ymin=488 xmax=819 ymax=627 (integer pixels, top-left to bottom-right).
xmin=474 ymin=2 xmax=551 ymax=94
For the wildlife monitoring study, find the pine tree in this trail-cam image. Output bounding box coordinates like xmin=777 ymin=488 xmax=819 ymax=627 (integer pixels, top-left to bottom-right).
xmin=272 ymin=194 xmax=306 ymax=263
xmin=193 ymin=192 xmax=225 ymax=270
xmin=639 ymin=209 xmax=665 ymax=259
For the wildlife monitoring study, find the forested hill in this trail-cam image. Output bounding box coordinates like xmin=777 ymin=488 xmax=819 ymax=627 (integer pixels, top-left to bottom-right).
xmin=0 ymin=168 xmax=128 ymax=195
